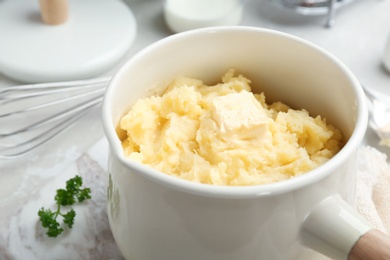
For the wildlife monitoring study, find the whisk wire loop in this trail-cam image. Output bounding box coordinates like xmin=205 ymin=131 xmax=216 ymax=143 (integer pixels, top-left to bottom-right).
xmin=0 ymin=77 xmax=111 ymax=159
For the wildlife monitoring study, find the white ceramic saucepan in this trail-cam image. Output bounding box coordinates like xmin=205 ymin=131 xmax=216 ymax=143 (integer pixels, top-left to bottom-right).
xmin=102 ymin=27 xmax=390 ymax=260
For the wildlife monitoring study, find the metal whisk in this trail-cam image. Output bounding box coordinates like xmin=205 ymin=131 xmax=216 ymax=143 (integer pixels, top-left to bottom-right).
xmin=0 ymin=77 xmax=111 ymax=160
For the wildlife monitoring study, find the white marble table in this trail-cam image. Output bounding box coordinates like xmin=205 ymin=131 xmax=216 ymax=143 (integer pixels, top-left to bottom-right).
xmin=1 ymin=0 xmax=390 ymax=259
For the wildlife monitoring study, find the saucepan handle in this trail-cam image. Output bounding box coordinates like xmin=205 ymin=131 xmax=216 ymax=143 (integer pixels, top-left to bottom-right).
xmin=349 ymin=229 xmax=390 ymax=260
xmin=300 ymin=196 xmax=390 ymax=260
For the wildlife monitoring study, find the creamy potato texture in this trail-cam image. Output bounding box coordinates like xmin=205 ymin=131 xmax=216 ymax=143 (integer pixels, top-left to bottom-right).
xmin=119 ymin=70 xmax=343 ymax=186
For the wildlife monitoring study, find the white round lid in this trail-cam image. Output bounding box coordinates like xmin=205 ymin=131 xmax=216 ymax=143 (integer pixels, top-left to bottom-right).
xmin=0 ymin=0 xmax=137 ymax=83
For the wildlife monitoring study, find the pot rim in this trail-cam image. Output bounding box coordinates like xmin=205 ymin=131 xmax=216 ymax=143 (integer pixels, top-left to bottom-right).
xmin=102 ymin=26 xmax=368 ymax=199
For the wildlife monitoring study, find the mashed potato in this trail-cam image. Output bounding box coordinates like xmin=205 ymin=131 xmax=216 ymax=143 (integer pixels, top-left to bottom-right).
xmin=119 ymin=70 xmax=343 ymax=186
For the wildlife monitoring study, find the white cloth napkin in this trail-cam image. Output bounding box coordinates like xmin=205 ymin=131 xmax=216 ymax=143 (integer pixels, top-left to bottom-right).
xmin=356 ymin=146 xmax=390 ymax=234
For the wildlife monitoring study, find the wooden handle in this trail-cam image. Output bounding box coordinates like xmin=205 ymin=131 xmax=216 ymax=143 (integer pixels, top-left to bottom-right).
xmin=349 ymin=229 xmax=390 ymax=260
xmin=38 ymin=0 xmax=69 ymax=25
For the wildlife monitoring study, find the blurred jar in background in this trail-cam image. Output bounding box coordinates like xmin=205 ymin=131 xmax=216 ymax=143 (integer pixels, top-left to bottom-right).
xmin=164 ymin=0 xmax=243 ymax=33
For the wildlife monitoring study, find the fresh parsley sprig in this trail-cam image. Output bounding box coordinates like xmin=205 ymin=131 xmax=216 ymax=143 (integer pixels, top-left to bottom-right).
xmin=38 ymin=175 xmax=91 ymax=237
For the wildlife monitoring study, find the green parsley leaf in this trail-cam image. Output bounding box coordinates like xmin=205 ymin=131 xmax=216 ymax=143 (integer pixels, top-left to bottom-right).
xmin=55 ymin=188 xmax=75 ymax=206
xmin=62 ymin=209 xmax=76 ymax=228
xmin=77 ymin=187 xmax=91 ymax=203
xmin=38 ymin=208 xmax=55 ymax=228
xmin=38 ymin=175 xmax=91 ymax=237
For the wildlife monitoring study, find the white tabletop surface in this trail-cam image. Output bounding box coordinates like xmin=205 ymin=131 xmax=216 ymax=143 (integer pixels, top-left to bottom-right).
xmin=0 ymin=0 xmax=390 ymax=259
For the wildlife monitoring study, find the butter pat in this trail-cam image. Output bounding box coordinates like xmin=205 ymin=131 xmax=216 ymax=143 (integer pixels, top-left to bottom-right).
xmin=211 ymin=91 xmax=269 ymax=141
